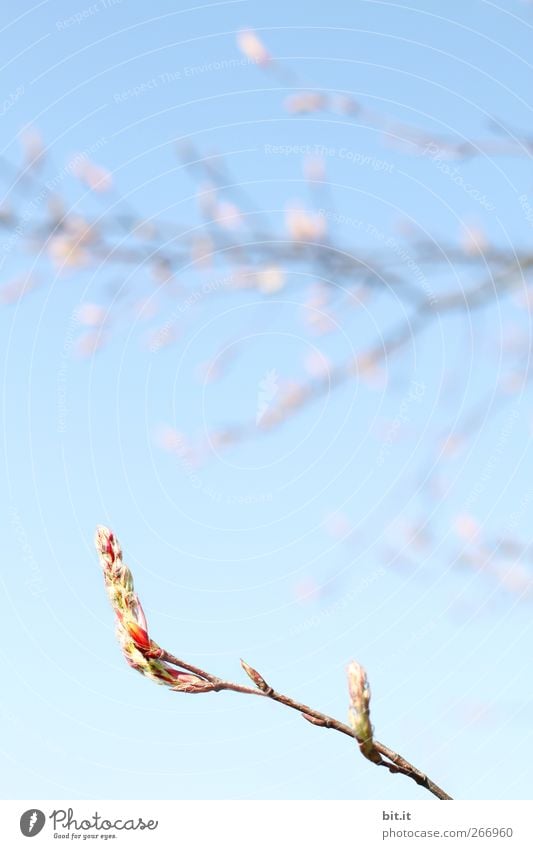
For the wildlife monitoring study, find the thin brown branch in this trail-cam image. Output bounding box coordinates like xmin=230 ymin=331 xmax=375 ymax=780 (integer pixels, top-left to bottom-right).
xmin=158 ymin=649 xmax=452 ymax=800
xmin=95 ymin=526 xmax=452 ymax=800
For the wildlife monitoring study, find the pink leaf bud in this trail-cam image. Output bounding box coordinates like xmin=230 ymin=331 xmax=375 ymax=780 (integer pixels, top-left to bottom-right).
xmin=240 ymin=659 xmax=271 ymax=692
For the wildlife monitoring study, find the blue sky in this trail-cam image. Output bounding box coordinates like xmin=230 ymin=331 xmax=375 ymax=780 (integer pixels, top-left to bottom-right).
xmin=1 ymin=0 xmax=533 ymax=801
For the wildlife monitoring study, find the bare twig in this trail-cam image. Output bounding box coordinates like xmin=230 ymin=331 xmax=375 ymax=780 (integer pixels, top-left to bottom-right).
xmin=95 ymin=525 xmax=452 ymax=800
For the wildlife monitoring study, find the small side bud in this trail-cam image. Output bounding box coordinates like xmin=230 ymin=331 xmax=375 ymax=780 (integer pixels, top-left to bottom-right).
xmin=170 ymin=672 xmax=215 ymax=694
xmin=301 ymin=712 xmax=328 ymax=727
xmin=347 ymin=660 xmax=382 ymax=765
xmin=240 ymin=659 xmax=271 ymax=692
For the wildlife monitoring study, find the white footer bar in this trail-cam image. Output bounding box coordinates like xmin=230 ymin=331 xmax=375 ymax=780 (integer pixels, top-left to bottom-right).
xmin=1 ymin=800 xmax=531 ymax=848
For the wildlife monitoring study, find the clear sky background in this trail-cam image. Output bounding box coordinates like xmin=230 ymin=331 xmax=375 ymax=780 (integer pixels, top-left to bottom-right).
xmin=1 ymin=0 xmax=533 ymax=801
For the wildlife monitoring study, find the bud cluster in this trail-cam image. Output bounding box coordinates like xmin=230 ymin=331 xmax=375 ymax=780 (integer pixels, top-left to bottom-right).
xmin=95 ymin=526 xmax=213 ymax=693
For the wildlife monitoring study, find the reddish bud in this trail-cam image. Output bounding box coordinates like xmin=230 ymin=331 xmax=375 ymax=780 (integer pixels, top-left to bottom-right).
xmin=95 ymin=525 xmax=122 ymax=575
xmin=124 ymin=620 xmax=151 ymax=651
xmin=106 ymin=534 xmax=115 ymax=562
xmin=145 ymin=641 xmax=163 ymax=659
xmin=240 ymin=659 xmax=271 ymax=692
xmin=132 ymin=596 xmax=148 ymax=632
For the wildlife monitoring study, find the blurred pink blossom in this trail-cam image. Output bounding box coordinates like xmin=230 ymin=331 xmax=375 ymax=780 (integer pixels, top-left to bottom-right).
xmin=237 ymin=29 xmax=270 ymax=65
